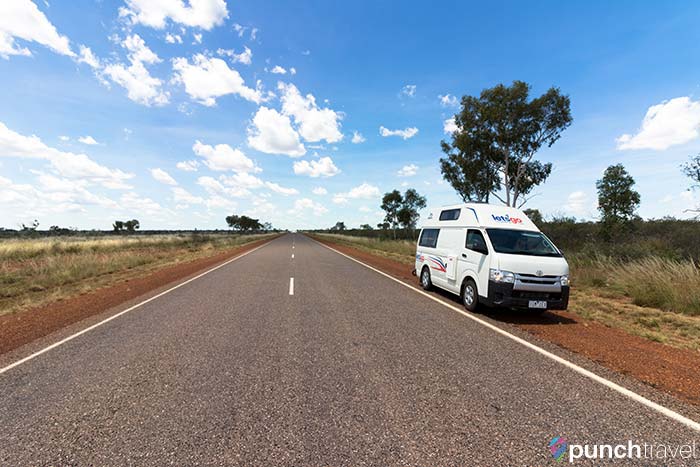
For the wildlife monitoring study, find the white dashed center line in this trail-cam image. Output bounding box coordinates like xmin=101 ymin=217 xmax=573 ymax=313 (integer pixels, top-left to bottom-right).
xmin=289 ymin=277 xmax=294 ymax=296
xmin=291 ymin=253 xmax=295 ymax=259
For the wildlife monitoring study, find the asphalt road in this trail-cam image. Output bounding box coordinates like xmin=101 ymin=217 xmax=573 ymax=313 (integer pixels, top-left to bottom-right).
xmin=1 ymin=233 xmax=699 ymax=466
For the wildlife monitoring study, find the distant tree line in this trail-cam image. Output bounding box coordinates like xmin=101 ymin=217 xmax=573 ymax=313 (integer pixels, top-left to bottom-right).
xmin=326 ymin=187 xmax=427 ymax=239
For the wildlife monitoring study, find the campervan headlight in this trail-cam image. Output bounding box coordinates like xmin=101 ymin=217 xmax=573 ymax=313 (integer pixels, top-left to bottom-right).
xmin=560 ymin=275 xmax=570 ymax=287
xmin=489 ymin=269 xmax=515 ymax=283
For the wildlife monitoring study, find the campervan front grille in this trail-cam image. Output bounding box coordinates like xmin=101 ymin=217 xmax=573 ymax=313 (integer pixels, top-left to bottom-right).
xmin=512 ymin=291 xmax=563 ymax=300
xmin=515 ymin=273 xmax=559 ymax=285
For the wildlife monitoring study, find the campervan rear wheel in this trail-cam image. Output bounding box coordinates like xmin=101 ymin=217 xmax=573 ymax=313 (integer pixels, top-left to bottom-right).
xmin=462 ymin=279 xmax=479 ymax=312
xmin=420 ymin=267 xmax=432 ymax=290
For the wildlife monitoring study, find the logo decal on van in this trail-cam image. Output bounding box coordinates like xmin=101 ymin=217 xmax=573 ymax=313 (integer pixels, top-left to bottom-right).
xmin=491 ymin=214 xmax=523 ymax=224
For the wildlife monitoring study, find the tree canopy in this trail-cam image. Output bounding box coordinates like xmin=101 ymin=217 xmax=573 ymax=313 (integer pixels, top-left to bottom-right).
xmin=113 ymin=219 xmax=139 ymax=233
xmin=596 ymin=164 xmax=640 ymax=226
xmin=682 ymin=154 xmax=700 ymax=215
xmin=682 ymin=154 xmax=700 ymax=189
xmin=440 ymin=80 xmax=572 ymax=207
xmin=225 ymin=214 xmax=263 ymax=232
xmin=380 ymin=188 xmax=427 ymax=237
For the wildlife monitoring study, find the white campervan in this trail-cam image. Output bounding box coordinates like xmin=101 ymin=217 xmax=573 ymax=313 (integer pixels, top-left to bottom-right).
xmin=414 ymin=203 xmax=569 ymax=312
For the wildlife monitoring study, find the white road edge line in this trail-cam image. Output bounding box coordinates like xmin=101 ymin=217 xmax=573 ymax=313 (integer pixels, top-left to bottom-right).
xmin=0 ymin=240 xmax=273 ymax=376
xmin=311 ymin=237 xmax=700 ymax=433
xmin=289 ymin=277 xmax=295 ymax=295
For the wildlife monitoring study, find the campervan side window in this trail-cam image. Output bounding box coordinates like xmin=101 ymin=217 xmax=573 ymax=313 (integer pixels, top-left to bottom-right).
xmin=439 ymin=208 xmax=461 ymax=221
xmin=465 ymin=229 xmax=488 ymax=254
xmin=419 ymin=229 xmax=440 ymax=248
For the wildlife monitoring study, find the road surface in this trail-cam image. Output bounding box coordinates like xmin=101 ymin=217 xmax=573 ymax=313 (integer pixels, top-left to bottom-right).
xmin=1 ymin=234 xmax=698 ymax=466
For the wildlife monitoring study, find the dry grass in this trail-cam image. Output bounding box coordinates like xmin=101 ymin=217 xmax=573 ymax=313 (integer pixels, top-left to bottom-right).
xmin=314 ymin=233 xmax=700 ymax=350
xmin=313 ymin=233 xmax=416 ymax=264
xmin=0 ymin=233 xmax=273 ymax=316
xmin=569 ymin=255 xmax=700 ymax=316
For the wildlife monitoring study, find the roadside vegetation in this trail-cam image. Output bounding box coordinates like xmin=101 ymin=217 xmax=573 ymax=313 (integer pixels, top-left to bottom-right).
xmin=310 ymin=218 xmax=700 ymax=350
xmin=0 ymin=233 xmax=275 ymax=317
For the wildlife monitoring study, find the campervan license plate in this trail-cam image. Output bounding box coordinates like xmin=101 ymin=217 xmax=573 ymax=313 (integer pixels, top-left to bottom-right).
xmin=528 ymin=300 xmax=547 ymax=309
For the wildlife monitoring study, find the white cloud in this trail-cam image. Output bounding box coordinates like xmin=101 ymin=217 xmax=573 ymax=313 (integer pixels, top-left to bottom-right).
xmin=397 ymin=164 xmax=418 ymax=177
xmin=217 ymin=46 xmax=252 ymax=65
xmin=265 ymin=181 xmax=298 ymax=196
xmin=564 ymin=191 xmax=589 ymax=217
xmin=351 ymin=131 xmax=365 ymax=144
xmin=58 ymin=135 xmax=69 ymax=141
xmin=247 ymin=106 xmax=306 ymax=157
xmin=220 ymin=172 xmax=264 ymax=189
xmin=150 ymin=168 xmax=177 ymax=186
xmin=197 ymin=175 xmax=249 ymax=198
xmin=165 ymin=33 xmax=182 ymax=44
xmin=0 ymin=172 xmax=120 ymax=216
xmin=290 ymin=67 xmax=297 ymax=75
xmin=172 ymin=54 xmax=268 ymax=106
xmin=0 ymin=121 xmax=133 ymax=189
xmin=333 ymin=182 xmax=380 ymax=204
xmin=0 ymin=0 xmax=75 ymax=59
xmin=102 ymin=34 xmax=169 ymax=106
xmin=312 ymin=186 xmax=327 ymax=195
xmin=193 ymin=33 xmax=203 ymax=44
xmin=233 ymin=23 xmax=257 ymax=40
xmin=271 ymin=65 xmax=287 ymax=74
xmin=401 ymin=84 xmax=416 ymax=97
xmin=119 ymin=0 xmax=228 ymax=30
xmin=278 ymin=82 xmax=343 ymax=143
xmin=122 ymin=33 xmax=160 ymax=64
xmin=379 ymin=125 xmax=418 ymax=140
xmin=176 ymin=159 xmax=199 ymax=171
xmin=78 ymin=135 xmax=99 ymax=145
xmin=243 ymin=196 xmax=276 ymax=218
xmin=118 ymin=191 xmax=162 ymax=215
xmin=293 ymin=156 xmax=340 ymax=178
xmin=193 ymin=140 xmax=259 ymax=173
xmin=616 ymin=96 xmax=700 ymax=151
xmin=438 ymin=94 xmax=458 ymax=107
xmin=443 ymin=117 xmax=458 ymax=134
xmin=346 ymin=182 xmax=381 ymax=198
xmin=172 ymin=186 xmax=203 ymax=206
xmin=77 ymin=45 xmax=100 ymax=68
xmin=288 ymin=198 xmax=327 ymax=216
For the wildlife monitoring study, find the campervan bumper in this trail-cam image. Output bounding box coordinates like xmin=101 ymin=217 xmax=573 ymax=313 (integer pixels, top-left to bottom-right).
xmin=483 ymin=280 xmax=570 ymax=310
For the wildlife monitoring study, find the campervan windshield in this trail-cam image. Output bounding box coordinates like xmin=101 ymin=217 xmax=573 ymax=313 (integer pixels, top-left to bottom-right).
xmin=485 ymin=229 xmax=562 ymax=257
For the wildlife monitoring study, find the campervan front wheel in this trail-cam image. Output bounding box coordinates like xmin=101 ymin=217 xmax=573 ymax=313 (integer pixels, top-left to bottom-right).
xmin=462 ymin=279 xmax=479 ymax=312
xmin=420 ymin=267 xmax=432 ymax=290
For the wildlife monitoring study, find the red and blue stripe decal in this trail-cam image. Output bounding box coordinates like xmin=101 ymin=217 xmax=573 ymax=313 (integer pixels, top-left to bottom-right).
xmin=427 ymin=255 xmax=447 ymax=273
xmin=416 ymin=254 xmax=447 ymax=273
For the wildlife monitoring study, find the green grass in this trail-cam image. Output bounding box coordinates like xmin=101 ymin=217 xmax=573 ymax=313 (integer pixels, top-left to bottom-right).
xmin=313 ymin=233 xmax=700 ymax=350
xmin=0 ymin=233 xmax=274 ymax=316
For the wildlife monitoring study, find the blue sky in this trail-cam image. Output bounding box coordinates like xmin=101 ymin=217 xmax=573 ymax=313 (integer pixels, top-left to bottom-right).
xmin=1 ymin=0 xmax=699 ymax=230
